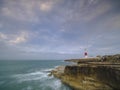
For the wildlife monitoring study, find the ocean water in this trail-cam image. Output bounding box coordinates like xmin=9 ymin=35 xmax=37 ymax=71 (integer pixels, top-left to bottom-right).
xmin=0 ymin=60 xmax=72 ymax=90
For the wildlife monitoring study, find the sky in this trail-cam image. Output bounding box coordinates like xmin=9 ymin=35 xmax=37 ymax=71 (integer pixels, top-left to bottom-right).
xmin=0 ymin=0 xmax=120 ymax=60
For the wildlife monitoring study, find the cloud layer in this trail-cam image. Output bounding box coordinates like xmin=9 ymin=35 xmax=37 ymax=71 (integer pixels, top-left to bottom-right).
xmin=0 ymin=0 xmax=120 ymax=60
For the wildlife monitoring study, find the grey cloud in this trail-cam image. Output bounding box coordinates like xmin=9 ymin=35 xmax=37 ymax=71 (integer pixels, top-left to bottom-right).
xmin=0 ymin=0 xmax=120 ymax=60
xmin=1 ymin=0 xmax=59 ymax=23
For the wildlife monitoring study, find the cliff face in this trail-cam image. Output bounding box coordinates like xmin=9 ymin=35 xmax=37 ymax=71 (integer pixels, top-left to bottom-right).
xmin=51 ymin=54 xmax=120 ymax=90
xmin=63 ymin=65 xmax=120 ymax=90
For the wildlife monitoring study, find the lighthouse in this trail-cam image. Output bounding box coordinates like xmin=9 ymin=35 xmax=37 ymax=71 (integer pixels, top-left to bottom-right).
xmin=84 ymin=49 xmax=88 ymax=58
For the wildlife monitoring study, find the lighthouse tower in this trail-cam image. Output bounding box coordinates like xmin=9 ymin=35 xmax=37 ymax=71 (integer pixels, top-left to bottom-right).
xmin=84 ymin=49 xmax=88 ymax=58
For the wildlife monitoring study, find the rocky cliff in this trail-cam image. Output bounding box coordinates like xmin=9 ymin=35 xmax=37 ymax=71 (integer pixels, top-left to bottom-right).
xmin=51 ymin=54 xmax=120 ymax=90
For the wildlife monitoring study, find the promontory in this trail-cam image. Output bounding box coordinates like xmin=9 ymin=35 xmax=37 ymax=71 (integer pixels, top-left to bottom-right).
xmin=50 ymin=54 xmax=120 ymax=90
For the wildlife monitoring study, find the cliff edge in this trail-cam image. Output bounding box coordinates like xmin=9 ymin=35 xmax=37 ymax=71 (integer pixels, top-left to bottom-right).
xmin=51 ymin=54 xmax=120 ymax=90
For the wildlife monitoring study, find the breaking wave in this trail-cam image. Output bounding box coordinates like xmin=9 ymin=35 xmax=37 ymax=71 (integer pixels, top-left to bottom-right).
xmin=12 ymin=68 xmax=71 ymax=90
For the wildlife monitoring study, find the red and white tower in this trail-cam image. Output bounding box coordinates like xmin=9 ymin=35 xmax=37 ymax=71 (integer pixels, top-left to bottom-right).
xmin=84 ymin=49 xmax=88 ymax=58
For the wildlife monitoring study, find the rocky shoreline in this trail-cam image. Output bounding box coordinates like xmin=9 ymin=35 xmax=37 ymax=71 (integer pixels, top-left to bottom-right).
xmin=50 ymin=54 xmax=120 ymax=90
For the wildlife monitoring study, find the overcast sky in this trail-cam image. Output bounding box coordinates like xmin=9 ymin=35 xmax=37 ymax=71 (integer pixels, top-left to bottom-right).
xmin=0 ymin=0 xmax=120 ymax=60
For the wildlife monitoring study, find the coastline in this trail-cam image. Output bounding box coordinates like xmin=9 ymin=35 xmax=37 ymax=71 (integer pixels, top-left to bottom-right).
xmin=50 ymin=54 xmax=120 ymax=90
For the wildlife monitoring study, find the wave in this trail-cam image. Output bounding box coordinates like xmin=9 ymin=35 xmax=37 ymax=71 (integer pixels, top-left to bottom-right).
xmin=41 ymin=68 xmax=54 ymax=72
xmin=11 ymin=68 xmax=71 ymax=90
xmin=12 ymin=68 xmax=53 ymax=83
xmin=0 ymin=81 xmax=5 ymax=85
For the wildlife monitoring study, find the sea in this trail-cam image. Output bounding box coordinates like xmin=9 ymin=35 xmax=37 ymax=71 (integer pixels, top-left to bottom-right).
xmin=0 ymin=60 xmax=72 ymax=90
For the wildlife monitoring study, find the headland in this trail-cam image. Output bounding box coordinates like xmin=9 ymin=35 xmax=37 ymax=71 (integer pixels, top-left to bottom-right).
xmin=50 ymin=54 xmax=120 ymax=90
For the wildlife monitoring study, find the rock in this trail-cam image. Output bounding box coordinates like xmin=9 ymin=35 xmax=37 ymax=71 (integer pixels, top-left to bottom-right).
xmin=64 ymin=65 xmax=120 ymax=90
xmin=48 ymin=73 xmax=52 ymax=76
xmin=51 ymin=54 xmax=120 ymax=90
xmin=101 ymin=54 xmax=120 ymax=63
